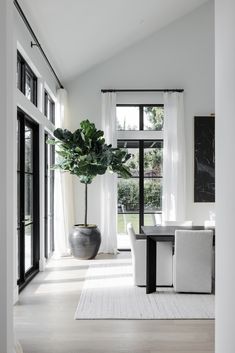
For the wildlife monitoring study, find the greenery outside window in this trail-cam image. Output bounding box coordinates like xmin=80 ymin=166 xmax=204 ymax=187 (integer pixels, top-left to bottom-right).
xmin=116 ymin=104 xmax=164 ymax=249
xmin=117 ymin=104 xmax=164 ymax=131
xmin=117 ymin=140 xmax=163 ymax=235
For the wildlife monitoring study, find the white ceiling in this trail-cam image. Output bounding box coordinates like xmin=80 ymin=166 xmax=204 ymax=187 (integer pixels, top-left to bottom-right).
xmin=20 ymin=0 xmax=209 ymax=82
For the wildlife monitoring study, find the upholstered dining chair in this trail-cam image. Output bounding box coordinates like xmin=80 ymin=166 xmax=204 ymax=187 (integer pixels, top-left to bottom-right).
xmin=173 ymin=230 xmax=213 ymax=293
xmin=204 ymin=219 xmax=215 ymax=279
xmin=127 ymin=223 xmax=173 ymax=287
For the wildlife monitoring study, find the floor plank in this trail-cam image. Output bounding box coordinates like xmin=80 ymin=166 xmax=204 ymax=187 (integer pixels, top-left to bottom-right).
xmin=14 ymin=254 xmax=214 ymax=353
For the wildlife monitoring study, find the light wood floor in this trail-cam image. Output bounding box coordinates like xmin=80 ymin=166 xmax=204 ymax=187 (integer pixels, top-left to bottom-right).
xmin=14 ymin=254 xmax=215 ymax=353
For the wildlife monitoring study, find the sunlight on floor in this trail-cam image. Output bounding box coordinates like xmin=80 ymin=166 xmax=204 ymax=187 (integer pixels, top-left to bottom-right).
xmin=20 ymin=255 xmax=131 ymax=295
xmin=84 ymin=260 xmax=134 ymax=290
xmin=14 ymin=253 xmax=214 ymax=353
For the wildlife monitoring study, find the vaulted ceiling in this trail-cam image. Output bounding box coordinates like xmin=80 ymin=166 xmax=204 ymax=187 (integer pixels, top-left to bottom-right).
xmin=19 ymin=0 xmax=209 ymax=82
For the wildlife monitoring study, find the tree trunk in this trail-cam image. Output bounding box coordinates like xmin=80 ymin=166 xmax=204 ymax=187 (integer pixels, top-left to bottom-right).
xmin=84 ymin=183 xmax=88 ymax=226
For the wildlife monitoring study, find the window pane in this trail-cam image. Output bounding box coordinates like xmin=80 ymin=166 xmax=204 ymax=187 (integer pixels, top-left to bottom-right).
xmin=25 ymin=71 xmax=32 ymax=101
xmin=25 ymin=174 xmax=33 ymax=223
xmin=144 ymin=106 xmax=164 ymax=131
xmin=117 ymin=213 xmax=139 ymax=235
xmin=144 ymin=213 xmax=162 ymax=226
xmin=25 ymin=66 xmax=37 ymax=105
xmin=118 ymin=179 xmax=139 ymax=212
xmin=50 ymin=101 xmax=55 ymax=124
xmin=47 ymin=100 xmax=51 ymax=120
xmin=144 ymin=214 xmax=155 ymax=226
xmin=117 ymin=141 xmax=139 ymax=176
xmin=25 ymin=125 xmax=33 ymax=172
xmin=127 ymin=148 xmax=139 ymax=176
xmin=17 ymin=119 xmax=20 ymax=171
xmin=17 ymin=58 xmax=21 ymax=90
xmin=144 ymin=141 xmax=163 ymax=177
xmin=44 ymin=92 xmax=48 ymax=117
xmin=116 ymin=106 xmax=139 ymax=130
xmin=18 ymin=229 xmax=20 ymax=280
xmin=45 ymin=91 xmax=55 ymax=124
xmin=144 ymin=179 xmax=162 ymax=211
xmin=17 ymin=172 xmax=20 ymax=228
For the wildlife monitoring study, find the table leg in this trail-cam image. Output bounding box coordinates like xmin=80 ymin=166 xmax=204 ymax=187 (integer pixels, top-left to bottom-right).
xmin=146 ymin=236 xmax=156 ymax=294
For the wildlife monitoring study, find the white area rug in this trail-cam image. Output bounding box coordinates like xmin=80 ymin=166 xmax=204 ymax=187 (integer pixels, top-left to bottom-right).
xmin=75 ymin=258 xmax=215 ymax=319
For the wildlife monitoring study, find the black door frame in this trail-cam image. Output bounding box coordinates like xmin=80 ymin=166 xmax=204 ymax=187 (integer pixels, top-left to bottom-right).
xmin=17 ymin=108 xmax=40 ymax=291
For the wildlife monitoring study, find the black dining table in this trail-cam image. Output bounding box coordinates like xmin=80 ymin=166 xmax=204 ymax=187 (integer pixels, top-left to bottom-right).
xmin=141 ymin=225 xmax=215 ymax=294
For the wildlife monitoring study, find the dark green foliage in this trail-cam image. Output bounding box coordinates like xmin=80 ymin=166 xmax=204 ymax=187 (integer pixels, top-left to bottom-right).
xmin=50 ymin=119 xmax=132 ymax=184
xmin=144 ymin=180 xmax=162 ymax=210
xmin=144 ymin=106 xmax=164 ymax=131
xmin=118 ymin=179 xmax=139 ymax=211
xmin=49 ymin=119 xmax=132 ymax=226
xmin=118 ymin=179 xmax=161 ymax=212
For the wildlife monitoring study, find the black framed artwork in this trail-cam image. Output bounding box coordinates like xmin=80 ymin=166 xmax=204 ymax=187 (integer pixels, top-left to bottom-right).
xmin=194 ymin=116 xmax=215 ymax=202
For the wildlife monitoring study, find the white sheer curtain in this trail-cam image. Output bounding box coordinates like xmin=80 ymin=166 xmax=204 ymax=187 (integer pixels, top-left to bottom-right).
xmin=99 ymin=92 xmax=118 ymax=253
xmin=162 ymin=92 xmax=186 ymax=222
xmin=54 ymin=88 xmax=75 ymax=257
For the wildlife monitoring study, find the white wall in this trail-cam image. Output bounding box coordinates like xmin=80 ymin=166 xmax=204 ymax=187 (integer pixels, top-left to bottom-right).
xmin=67 ymin=1 xmax=215 ymax=226
xmin=215 ymin=0 xmax=235 ymax=352
xmin=0 ymin=0 xmax=14 ymax=352
xmin=13 ymin=6 xmax=60 ymax=301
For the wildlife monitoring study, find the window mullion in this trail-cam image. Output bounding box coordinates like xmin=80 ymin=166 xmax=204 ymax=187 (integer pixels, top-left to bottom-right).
xmin=139 ymin=140 xmax=144 ymax=233
xmin=140 ymin=105 xmax=143 ymax=130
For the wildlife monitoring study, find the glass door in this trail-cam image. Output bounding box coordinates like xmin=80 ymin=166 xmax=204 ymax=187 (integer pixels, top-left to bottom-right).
xmin=117 ymin=140 xmax=163 ymax=249
xmin=17 ymin=109 xmax=39 ymax=289
xmin=143 ymin=140 xmax=163 ymax=226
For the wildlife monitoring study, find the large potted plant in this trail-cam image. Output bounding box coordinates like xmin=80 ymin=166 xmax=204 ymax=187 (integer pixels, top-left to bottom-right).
xmin=50 ymin=119 xmax=131 ymax=259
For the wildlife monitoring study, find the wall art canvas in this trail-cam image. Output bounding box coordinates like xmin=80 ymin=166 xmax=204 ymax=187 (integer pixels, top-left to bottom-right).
xmin=194 ymin=116 xmax=215 ymax=202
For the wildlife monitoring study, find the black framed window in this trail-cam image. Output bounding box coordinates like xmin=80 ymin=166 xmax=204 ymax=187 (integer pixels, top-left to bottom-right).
xmin=116 ymin=104 xmax=164 ymax=249
xmin=117 ymin=140 xmax=163 ymax=237
xmin=44 ymin=90 xmax=55 ymax=124
xmin=17 ymin=51 xmax=37 ymax=106
xmin=116 ymin=104 xmax=164 ymax=131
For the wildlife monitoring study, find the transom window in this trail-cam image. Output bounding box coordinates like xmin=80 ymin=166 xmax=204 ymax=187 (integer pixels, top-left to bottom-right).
xmin=116 ymin=104 xmax=164 ymax=131
xmin=44 ymin=90 xmax=55 ymax=124
xmin=17 ymin=51 xmax=37 ymax=106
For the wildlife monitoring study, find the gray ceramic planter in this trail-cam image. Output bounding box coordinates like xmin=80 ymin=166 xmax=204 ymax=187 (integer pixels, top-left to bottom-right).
xmin=69 ymin=224 xmax=101 ymax=260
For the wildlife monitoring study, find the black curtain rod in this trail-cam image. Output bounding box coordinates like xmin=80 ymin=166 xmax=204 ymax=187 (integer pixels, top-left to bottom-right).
xmin=14 ymin=0 xmax=64 ymax=89
xmin=101 ymin=89 xmax=184 ymax=93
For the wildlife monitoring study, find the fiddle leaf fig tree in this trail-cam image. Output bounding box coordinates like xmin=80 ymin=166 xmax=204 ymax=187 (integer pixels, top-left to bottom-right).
xmin=49 ymin=119 xmax=131 ymax=227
